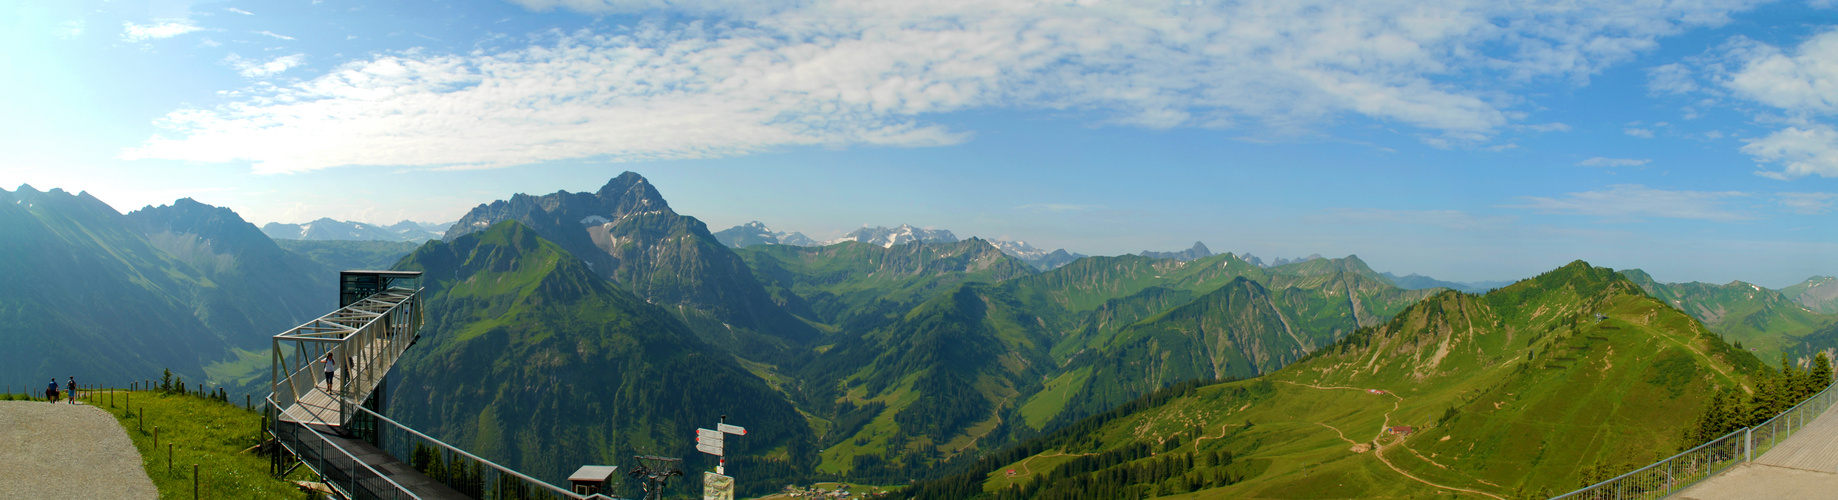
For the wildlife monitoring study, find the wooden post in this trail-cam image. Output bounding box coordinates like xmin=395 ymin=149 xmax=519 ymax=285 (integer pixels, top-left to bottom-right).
xmin=154 ymin=426 xmax=159 ymax=449
xmin=167 ymin=444 xmax=173 ymax=476
xmin=193 ymin=464 xmax=200 ymax=499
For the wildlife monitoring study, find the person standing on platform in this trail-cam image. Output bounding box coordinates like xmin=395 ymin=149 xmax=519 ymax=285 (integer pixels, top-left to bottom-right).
xmin=323 ymin=352 xmax=338 ymax=390
xmin=67 ymin=376 xmax=76 ymax=404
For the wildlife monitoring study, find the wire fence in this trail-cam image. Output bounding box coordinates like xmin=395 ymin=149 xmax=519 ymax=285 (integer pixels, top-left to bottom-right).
xmin=355 ymin=404 xmax=598 ymax=500
xmin=1550 ymin=373 xmax=1838 ymax=500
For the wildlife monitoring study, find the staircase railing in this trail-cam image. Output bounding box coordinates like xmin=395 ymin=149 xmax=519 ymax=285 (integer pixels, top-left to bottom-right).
xmin=1549 ymin=371 xmax=1838 ymax=500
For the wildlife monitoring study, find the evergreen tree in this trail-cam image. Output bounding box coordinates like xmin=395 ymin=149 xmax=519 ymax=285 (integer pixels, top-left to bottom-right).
xmin=1815 ymin=353 xmax=1834 ymax=392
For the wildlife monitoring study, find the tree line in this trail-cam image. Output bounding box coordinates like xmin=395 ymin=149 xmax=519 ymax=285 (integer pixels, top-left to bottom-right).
xmin=1686 ymin=353 xmax=1834 ymax=446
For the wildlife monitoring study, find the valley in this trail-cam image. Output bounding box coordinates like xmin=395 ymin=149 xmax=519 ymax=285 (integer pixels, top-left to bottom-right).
xmin=3 ymin=176 xmax=1831 ymax=499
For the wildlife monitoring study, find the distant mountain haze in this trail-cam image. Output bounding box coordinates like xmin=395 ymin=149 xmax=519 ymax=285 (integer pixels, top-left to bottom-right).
xmin=261 ymin=218 xmax=448 ymax=242
xmin=1139 ymin=241 xmax=1213 ymax=261
xmin=1783 ymin=276 xmax=1838 ymax=314
xmin=0 ymin=187 xmax=341 ymax=397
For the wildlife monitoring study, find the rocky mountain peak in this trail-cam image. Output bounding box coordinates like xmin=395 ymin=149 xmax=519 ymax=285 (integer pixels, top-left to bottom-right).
xmin=827 ymin=224 xmax=958 ymax=248
xmin=1141 ymin=241 xmax=1213 ymax=261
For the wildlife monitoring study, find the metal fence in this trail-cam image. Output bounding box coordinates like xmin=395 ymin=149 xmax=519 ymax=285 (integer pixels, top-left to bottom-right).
xmin=354 ymin=404 xmax=618 ymax=500
xmin=269 ymin=395 xmax=422 ymax=500
xmin=1550 ymin=374 xmax=1838 ymax=500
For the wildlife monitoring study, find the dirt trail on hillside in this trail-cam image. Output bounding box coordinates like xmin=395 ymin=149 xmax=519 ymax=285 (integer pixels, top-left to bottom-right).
xmin=1277 ymin=380 xmax=1506 ymax=500
xmin=0 ymin=401 xmax=155 ymax=499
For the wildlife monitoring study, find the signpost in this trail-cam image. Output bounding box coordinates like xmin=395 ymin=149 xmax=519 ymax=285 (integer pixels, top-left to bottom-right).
xmin=700 ymin=415 xmax=746 ymax=498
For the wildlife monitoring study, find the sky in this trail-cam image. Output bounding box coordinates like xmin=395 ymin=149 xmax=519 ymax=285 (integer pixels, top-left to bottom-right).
xmin=2 ymin=0 xmax=1836 ymax=287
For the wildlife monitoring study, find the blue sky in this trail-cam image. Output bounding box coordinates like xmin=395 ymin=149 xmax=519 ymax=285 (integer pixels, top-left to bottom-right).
xmin=3 ymin=0 xmax=1836 ymax=287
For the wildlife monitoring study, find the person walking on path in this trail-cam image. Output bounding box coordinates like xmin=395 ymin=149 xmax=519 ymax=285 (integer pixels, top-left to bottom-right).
xmin=66 ymin=376 xmax=76 ymax=404
xmin=45 ymin=379 xmax=58 ymax=404
xmin=322 ymin=352 xmax=337 ymax=391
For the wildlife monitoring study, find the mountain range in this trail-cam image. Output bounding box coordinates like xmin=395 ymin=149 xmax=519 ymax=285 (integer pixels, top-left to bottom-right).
xmin=711 ymin=221 xmax=819 ymax=248
xmin=905 ymin=262 xmax=1769 ymax=499
xmin=1140 ymin=241 xmax=1213 ymax=261
xmin=261 ymin=218 xmax=448 ymax=242
xmin=9 ymin=174 xmax=1833 ymax=498
xmin=1381 ymin=271 xmax=1513 ymax=294
xmin=1784 ymin=276 xmax=1838 ymax=314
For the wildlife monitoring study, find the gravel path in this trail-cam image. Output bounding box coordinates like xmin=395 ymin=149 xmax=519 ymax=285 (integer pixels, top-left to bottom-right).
xmin=0 ymin=400 xmax=156 ymax=499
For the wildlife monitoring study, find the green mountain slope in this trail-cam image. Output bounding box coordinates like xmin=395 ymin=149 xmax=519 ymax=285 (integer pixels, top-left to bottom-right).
xmin=444 ymin=173 xmax=818 ymax=358
xmin=1028 ymin=260 xmax=1440 ymax=430
xmin=124 ymin=198 xmax=335 ymax=350
xmin=1782 ymin=276 xmax=1838 ymax=314
xmin=798 ymin=283 xmax=1055 ymax=478
xmin=793 ymin=253 xmax=1438 ymax=475
xmin=1621 ymin=269 xmax=1834 ymax=365
xmin=0 ymin=186 xmax=236 ymax=385
xmin=389 ymin=221 xmax=814 ymax=494
xmin=737 ymin=238 xmax=1037 ymax=330
xmin=904 ymin=261 xmax=1766 ymax=499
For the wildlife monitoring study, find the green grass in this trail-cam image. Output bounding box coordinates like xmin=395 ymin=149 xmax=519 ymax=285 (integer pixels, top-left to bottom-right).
xmin=1019 ymin=368 xmax=1091 ymax=430
xmin=950 ymin=263 xmax=1768 ymax=499
xmin=107 ymin=390 xmax=312 ymax=499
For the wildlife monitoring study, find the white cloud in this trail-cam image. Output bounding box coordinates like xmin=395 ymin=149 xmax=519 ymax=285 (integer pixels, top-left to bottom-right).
xmin=1508 ymin=184 xmax=1752 ymax=221
xmin=226 ymin=54 xmax=307 ymax=78
xmin=122 ymin=20 xmax=203 ymax=42
xmin=257 ymin=30 xmax=295 ymax=40
xmin=1777 ymin=192 xmax=1838 ymax=214
xmin=1721 ymin=32 xmax=1838 ymax=114
xmin=1741 ymin=125 xmax=1838 ymax=179
xmin=126 ymin=0 xmax=1768 ymax=173
xmin=1647 ymin=62 xmax=1699 ymax=94
xmin=1577 ymin=157 xmax=1650 ymax=167
xmin=226 ymin=8 xmax=254 ymax=15
xmin=1625 ymin=127 xmax=1655 ymax=138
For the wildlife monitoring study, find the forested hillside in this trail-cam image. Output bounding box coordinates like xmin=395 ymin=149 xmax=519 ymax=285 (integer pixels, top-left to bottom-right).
xmin=900 ymin=262 xmax=1771 ymax=499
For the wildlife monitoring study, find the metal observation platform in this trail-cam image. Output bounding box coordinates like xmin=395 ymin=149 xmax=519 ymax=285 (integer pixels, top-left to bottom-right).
xmin=267 ymin=271 xmax=625 ymax=500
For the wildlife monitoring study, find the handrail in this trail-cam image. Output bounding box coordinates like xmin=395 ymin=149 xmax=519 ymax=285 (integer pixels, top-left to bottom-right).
xmin=272 ymin=286 xmax=422 ymax=428
xmin=352 ymin=404 xmax=593 ymax=499
xmin=268 ymin=395 xmax=423 ymax=500
xmin=1548 ymin=371 xmax=1838 ymax=500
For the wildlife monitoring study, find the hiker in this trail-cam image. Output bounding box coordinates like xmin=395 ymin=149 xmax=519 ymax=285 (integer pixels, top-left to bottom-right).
xmin=45 ymin=379 xmax=58 ymax=404
xmin=323 ymin=352 xmax=338 ymax=390
xmin=67 ymin=376 xmax=76 ymax=404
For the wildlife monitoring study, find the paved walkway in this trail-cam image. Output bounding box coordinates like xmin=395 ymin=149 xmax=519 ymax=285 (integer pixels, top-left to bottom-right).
xmin=1675 ymin=397 xmax=1838 ymax=500
xmin=0 ymin=400 xmax=156 ymax=499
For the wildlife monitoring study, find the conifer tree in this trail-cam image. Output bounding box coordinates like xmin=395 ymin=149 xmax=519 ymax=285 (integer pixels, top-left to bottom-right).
xmin=1815 ymin=353 xmax=1834 ymax=391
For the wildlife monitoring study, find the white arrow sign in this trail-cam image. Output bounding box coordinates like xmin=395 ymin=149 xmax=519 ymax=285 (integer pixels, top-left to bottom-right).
xmin=697 ymin=435 xmax=724 ymax=447
xmin=696 ymin=442 xmax=724 ymax=456
xmin=718 ymin=423 xmax=747 ymax=436
xmin=697 ymin=428 xmax=723 ymax=440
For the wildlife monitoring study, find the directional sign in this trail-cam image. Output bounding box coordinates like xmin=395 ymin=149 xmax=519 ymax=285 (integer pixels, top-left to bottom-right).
xmin=697 ymin=428 xmax=723 ymax=440
xmin=696 ymin=442 xmax=724 ymax=456
xmin=718 ymin=423 xmax=747 ymax=436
